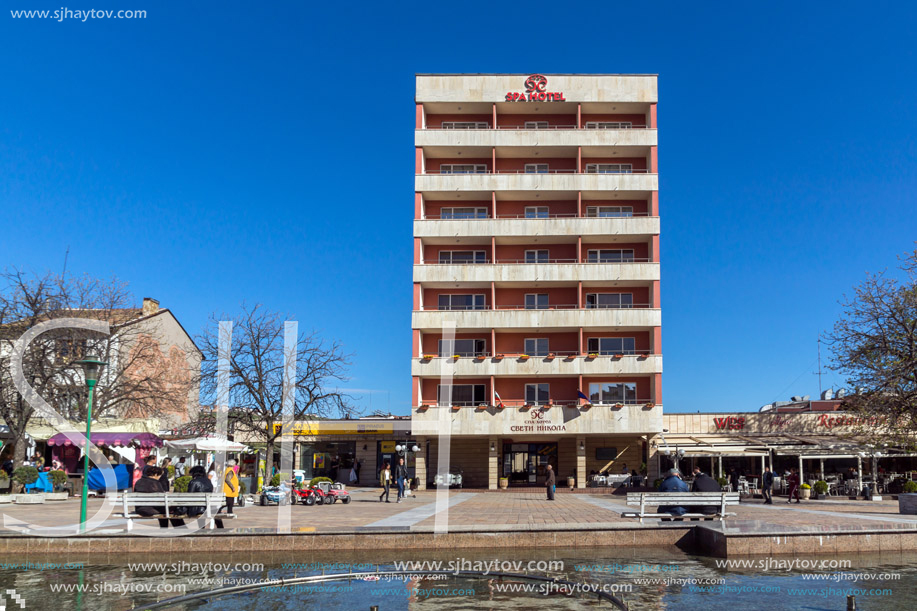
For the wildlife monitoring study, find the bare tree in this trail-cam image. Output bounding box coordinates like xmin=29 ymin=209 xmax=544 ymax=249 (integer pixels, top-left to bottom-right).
xmin=197 ymin=304 xmax=355 ymax=486
xmin=824 ymin=247 xmax=917 ymax=445
xmin=0 ymin=268 xmax=198 ymax=465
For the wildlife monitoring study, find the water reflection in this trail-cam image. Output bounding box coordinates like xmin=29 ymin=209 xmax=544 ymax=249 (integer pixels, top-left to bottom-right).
xmin=0 ymin=547 xmax=915 ymax=610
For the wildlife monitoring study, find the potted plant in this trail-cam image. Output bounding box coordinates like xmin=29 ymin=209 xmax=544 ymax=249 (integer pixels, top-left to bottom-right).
xmin=477 ymin=403 xmax=489 ymax=410
xmin=800 ymin=483 xmax=812 ymax=500
xmin=813 ymin=480 xmax=829 ymax=500
xmin=899 ymin=481 xmax=917 ymax=515
xmin=417 ymin=404 xmax=430 ymax=412
xmin=474 ymin=354 xmax=486 ymax=360
xmin=644 ymin=402 xmax=655 ymax=408
xmin=422 ymin=354 xmax=436 ymax=360
xmin=545 ymin=352 xmax=556 ymax=360
xmin=451 ymin=405 xmax=461 ymax=411
xmin=494 ymin=354 xmax=505 ymax=361
xmin=173 ymin=475 xmax=192 ymax=493
xmin=640 ymin=352 xmax=650 ymax=359
xmin=499 ymin=477 xmax=509 ymax=490
xmin=716 ymin=476 xmax=728 ymax=488
xmin=452 ymin=354 xmax=461 ymax=360
xmin=653 ymin=478 xmax=665 ymax=489
xmin=567 ymin=475 xmax=575 ymax=490
xmin=0 ymin=470 xmax=10 ymax=493
xmin=613 ymin=402 xmax=624 ymax=409
xmin=581 ymin=402 xmax=592 ymax=410
xmin=12 ymin=466 xmax=38 ymax=494
xmin=519 ymin=354 xmax=530 ymax=361
xmin=586 ymin=353 xmax=599 ymax=359
xmin=613 ymin=353 xmax=625 ymax=359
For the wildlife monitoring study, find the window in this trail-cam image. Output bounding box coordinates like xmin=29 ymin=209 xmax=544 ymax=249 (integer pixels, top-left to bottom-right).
xmin=585 ymin=163 xmax=633 ymax=174
xmin=524 ymin=338 xmax=549 ymax=356
xmin=585 ymin=293 xmax=633 ymax=309
xmin=587 ymin=337 xmax=636 ymax=355
xmin=585 ymin=121 xmax=633 ymax=129
xmin=440 ymin=164 xmax=487 ymax=174
xmin=589 ymin=382 xmax=637 ymax=404
xmin=524 ymin=249 xmax=549 ymax=263
xmin=438 ymin=250 xmax=488 ymax=264
xmin=438 ymin=294 xmax=486 ymax=311
xmin=524 ymin=163 xmax=549 ymax=174
xmin=525 ymin=383 xmax=550 ymax=405
xmin=440 ymin=207 xmax=488 ymax=219
xmin=524 ymin=121 xmax=549 ymax=129
xmin=524 ymin=294 xmax=549 ymax=310
xmin=524 ymin=206 xmax=550 ymax=219
xmin=586 ymin=206 xmax=633 ymax=218
xmin=56 ymin=338 xmax=87 ymax=361
xmin=587 ymin=249 xmax=635 ymax=263
xmin=439 ymin=339 xmax=486 ymax=357
xmin=441 ymin=121 xmax=490 ymax=129
xmin=438 ymin=384 xmax=487 ymax=406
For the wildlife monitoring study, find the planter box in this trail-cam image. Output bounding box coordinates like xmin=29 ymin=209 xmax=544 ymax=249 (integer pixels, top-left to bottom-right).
xmin=44 ymin=492 xmax=69 ymax=502
xmin=14 ymin=494 xmax=45 ymax=504
xmin=899 ymin=494 xmax=917 ymax=515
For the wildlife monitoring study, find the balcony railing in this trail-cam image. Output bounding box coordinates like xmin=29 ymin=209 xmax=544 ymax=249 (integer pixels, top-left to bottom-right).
xmin=423 ymin=168 xmax=650 ymax=175
xmin=417 ymin=351 xmax=652 ymax=360
xmin=421 ymin=258 xmax=653 ymax=265
xmin=423 ymin=303 xmax=654 ymax=311
xmin=417 ymin=398 xmax=656 ymax=409
xmin=421 ymin=124 xmax=650 ymax=131
xmin=421 ymin=212 xmax=654 ymax=220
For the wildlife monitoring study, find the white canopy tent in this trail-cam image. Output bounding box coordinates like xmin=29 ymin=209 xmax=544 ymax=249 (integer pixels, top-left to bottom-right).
xmin=165 ymin=437 xmax=249 ymax=452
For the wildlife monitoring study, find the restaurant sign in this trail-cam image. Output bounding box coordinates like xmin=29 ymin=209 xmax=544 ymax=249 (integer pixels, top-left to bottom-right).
xmin=271 ymin=421 xmax=394 ymax=436
xmin=505 ymin=74 xmax=566 ymax=102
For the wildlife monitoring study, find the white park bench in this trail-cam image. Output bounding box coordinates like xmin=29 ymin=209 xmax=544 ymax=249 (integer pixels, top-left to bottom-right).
xmin=622 ymin=491 xmax=740 ymax=523
xmin=107 ymin=492 xmax=234 ymax=531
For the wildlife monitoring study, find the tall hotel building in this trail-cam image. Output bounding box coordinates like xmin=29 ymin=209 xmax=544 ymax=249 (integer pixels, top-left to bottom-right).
xmin=411 ymin=74 xmax=662 ymax=489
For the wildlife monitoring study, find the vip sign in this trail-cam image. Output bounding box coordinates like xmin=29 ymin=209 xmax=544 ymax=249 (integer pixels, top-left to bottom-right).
xmin=713 ymin=416 xmax=746 ymax=430
xmin=505 ymin=74 xmax=567 ymax=102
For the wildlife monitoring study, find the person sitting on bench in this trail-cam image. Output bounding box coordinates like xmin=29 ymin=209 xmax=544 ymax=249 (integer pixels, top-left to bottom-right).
xmin=657 ymin=468 xmax=689 ymax=517
xmin=689 ymin=466 xmax=721 ymax=515
xmin=134 ymin=466 xmax=184 ymax=528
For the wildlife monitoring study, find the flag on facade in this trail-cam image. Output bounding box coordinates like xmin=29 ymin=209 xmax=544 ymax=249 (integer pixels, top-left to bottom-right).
xmin=494 ymin=390 xmax=504 ymax=408
xmin=578 ymin=390 xmax=590 ymax=401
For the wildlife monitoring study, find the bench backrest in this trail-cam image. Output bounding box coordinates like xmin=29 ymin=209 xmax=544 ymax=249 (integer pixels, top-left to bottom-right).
xmin=107 ymin=493 xmax=225 ymax=506
xmin=625 ymin=492 xmax=740 ymax=507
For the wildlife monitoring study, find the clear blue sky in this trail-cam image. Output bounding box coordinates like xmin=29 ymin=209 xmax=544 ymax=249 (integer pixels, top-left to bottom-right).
xmin=2 ymin=1 xmax=915 ymax=414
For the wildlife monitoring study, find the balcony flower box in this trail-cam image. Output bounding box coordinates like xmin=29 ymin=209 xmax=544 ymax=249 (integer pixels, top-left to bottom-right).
xmin=494 ymin=354 xmax=505 ymax=361
xmin=477 ymin=403 xmax=490 ymax=410
xmin=474 ymin=354 xmax=486 ymax=360
xmin=581 ymin=403 xmax=593 ymax=410
xmin=613 ymin=402 xmax=624 ymax=409
xmin=644 ymin=402 xmax=656 ymax=409
xmin=519 ymin=354 xmax=530 ymax=361
xmin=639 ymin=353 xmax=650 ymax=359
xmin=545 ymin=353 xmax=556 ymax=360
xmin=417 ymin=404 xmax=430 ymax=412
xmin=451 ymin=405 xmax=462 ymax=411
xmin=613 ymin=353 xmax=625 ymax=359
xmin=422 ymin=354 xmax=436 ymax=361
xmin=452 ymin=354 xmax=462 ymax=360
xmin=521 ymin=403 xmax=533 ymax=410
xmin=586 ymin=353 xmax=599 ymax=360
xmin=544 ymin=401 xmax=554 ymax=409
xmin=495 ymin=403 xmax=505 ymax=410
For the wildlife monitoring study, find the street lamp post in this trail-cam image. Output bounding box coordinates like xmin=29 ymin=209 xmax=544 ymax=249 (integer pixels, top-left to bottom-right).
xmin=74 ymin=355 xmax=107 ymax=533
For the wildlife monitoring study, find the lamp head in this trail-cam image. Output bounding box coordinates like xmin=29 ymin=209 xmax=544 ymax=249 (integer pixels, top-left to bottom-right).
xmin=395 ymin=444 xmax=403 ymax=453
xmin=74 ymin=355 xmax=107 ymax=388
xmin=411 ymin=445 xmax=420 ymax=453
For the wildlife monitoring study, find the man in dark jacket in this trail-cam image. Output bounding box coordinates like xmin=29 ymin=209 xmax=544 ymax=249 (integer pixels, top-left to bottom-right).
xmin=186 ymin=465 xmax=225 ymax=529
xmin=134 ymin=467 xmax=184 ymax=528
xmin=545 ymin=464 xmax=556 ymax=500
xmin=690 ymin=466 xmax=722 ymax=515
xmin=762 ymin=467 xmax=774 ymax=504
xmin=658 ymin=468 xmax=689 ymax=516
xmin=394 ymin=457 xmax=408 ymax=503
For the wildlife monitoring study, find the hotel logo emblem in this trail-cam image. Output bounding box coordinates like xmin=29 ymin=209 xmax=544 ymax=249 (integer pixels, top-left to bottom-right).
xmin=505 ymin=75 xmax=566 ymax=102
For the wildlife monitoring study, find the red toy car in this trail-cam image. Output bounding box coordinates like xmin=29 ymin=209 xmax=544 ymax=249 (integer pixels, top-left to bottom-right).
xmin=316 ymin=481 xmax=352 ymax=504
xmin=292 ymin=486 xmax=327 ymax=506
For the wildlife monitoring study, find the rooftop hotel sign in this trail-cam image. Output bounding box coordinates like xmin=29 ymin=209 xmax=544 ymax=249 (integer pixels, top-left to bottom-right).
xmin=505 ymin=74 xmax=566 ymax=102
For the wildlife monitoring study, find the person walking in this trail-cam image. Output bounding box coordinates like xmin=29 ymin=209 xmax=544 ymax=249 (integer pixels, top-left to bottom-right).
xmin=545 ymin=464 xmax=556 ymax=500
xmin=787 ymin=468 xmax=801 ymax=503
xmin=394 ymin=457 xmax=408 ymax=503
xmin=379 ymin=461 xmax=392 ymax=502
xmin=223 ymin=459 xmax=239 ymax=514
xmin=175 ymin=457 xmax=187 ymax=478
xmin=762 ymin=466 xmax=774 ymax=505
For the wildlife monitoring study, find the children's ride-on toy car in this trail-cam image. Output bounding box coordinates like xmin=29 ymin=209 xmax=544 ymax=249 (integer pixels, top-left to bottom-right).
xmin=292 ymin=485 xmax=328 ymax=506
xmin=259 ymin=484 xmax=292 ymax=506
xmin=316 ymin=481 xmax=352 ymax=504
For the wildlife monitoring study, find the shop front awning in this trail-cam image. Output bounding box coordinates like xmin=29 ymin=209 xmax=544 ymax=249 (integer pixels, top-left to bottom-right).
xmin=660 ymin=433 xmax=917 ymax=459
xmin=47 ymin=432 xmax=163 ymax=449
xmin=165 ymin=437 xmax=248 ymax=452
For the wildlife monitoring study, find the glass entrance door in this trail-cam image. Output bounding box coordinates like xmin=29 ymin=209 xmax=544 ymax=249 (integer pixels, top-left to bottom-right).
xmin=503 ymin=443 xmax=558 ymax=485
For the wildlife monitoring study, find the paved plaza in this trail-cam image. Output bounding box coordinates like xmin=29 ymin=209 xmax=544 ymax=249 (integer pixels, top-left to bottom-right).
xmin=1 ymin=488 xmax=915 ymax=536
